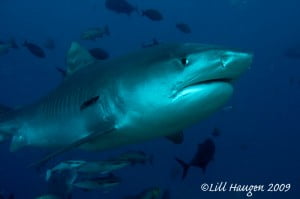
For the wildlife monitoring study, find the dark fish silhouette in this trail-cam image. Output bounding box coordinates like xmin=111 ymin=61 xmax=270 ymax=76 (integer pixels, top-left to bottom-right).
xmin=23 ymin=41 xmax=46 ymax=58
xmin=89 ymin=48 xmax=110 ymax=60
xmin=176 ymin=138 xmax=215 ymax=179
xmin=141 ymin=9 xmax=163 ymax=21
xmin=176 ymin=23 xmax=192 ymax=34
xmin=105 ymin=0 xmax=137 ymax=16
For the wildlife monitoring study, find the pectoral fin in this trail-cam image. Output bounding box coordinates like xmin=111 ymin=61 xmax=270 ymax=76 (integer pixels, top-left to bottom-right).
xmin=29 ymin=127 xmax=116 ymax=169
xmin=165 ymin=131 xmax=184 ymax=144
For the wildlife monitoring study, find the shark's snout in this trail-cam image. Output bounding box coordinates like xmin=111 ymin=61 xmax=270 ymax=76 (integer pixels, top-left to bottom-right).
xmin=221 ymin=51 xmax=253 ymax=79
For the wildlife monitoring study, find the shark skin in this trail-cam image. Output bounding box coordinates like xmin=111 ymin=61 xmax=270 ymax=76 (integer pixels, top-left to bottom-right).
xmin=0 ymin=42 xmax=253 ymax=153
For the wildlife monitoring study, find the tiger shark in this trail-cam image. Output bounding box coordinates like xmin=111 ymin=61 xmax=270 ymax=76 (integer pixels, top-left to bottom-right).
xmin=0 ymin=42 xmax=252 ymax=164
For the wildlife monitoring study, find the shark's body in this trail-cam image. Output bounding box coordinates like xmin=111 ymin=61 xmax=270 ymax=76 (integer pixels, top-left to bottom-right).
xmin=0 ymin=43 xmax=252 ymax=153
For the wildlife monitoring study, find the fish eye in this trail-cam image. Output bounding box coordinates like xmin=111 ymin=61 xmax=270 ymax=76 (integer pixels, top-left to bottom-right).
xmin=181 ymin=57 xmax=189 ymax=66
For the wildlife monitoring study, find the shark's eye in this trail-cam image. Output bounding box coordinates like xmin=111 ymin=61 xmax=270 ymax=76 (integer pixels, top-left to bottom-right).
xmin=181 ymin=57 xmax=189 ymax=66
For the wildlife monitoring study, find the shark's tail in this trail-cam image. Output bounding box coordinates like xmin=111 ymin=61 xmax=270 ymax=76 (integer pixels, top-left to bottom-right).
xmin=175 ymin=157 xmax=190 ymax=180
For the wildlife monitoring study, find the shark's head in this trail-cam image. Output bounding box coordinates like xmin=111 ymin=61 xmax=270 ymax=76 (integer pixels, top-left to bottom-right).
xmin=118 ymin=43 xmax=252 ymax=135
xmin=169 ymin=44 xmax=252 ymax=106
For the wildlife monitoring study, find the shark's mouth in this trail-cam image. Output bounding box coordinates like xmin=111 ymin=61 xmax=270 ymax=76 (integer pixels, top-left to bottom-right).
xmin=172 ymin=78 xmax=233 ymax=99
xmin=194 ymin=78 xmax=232 ymax=85
xmin=181 ymin=78 xmax=232 ymax=90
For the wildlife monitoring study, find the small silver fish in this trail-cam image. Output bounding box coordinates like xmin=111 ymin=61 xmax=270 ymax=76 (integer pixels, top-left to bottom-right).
xmin=74 ymin=174 xmax=121 ymax=191
xmin=80 ymin=25 xmax=110 ymax=41
xmin=46 ymin=160 xmax=86 ymax=181
xmin=78 ymin=159 xmax=130 ymax=174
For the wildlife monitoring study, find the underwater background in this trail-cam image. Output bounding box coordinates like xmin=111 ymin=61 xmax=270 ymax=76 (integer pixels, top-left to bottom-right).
xmin=0 ymin=0 xmax=300 ymax=198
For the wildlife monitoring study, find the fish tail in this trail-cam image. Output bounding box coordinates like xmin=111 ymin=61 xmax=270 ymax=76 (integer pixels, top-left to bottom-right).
xmin=175 ymin=157 xmax=190 ymax=180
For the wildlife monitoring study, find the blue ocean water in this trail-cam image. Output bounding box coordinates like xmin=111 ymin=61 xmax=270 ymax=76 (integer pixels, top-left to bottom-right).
xmin=0 ymin=0 xmax=300 ymax=198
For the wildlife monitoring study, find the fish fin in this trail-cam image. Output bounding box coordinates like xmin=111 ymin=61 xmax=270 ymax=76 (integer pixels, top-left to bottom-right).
xmin=66 ymin=42 xmax=96 ymax=76
xmin=175 ymin=157 xmax=190 ymax=180
xmin=28 ymin=127 xmax=116 ymax=169
xmin=165 ymin=131 xmax=184 ymax=144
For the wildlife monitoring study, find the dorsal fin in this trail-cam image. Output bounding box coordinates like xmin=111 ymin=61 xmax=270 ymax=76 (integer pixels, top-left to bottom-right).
xmin=66 ymin=42 xmax=96 ymax=76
